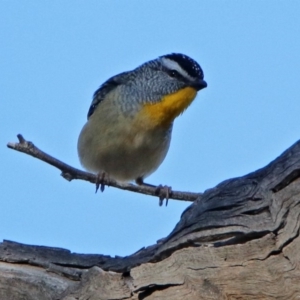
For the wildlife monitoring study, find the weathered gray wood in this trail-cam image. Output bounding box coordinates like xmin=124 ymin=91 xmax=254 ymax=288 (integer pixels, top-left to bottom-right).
xmin=0 ymin=261 xmax=76 ymax=300
xmin=1 ymin=139 xmax=300 ymax=299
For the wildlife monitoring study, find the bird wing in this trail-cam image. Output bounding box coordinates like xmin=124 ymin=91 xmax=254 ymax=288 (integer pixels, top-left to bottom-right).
xmin=87 ymin=71 xmax=132 ymax=119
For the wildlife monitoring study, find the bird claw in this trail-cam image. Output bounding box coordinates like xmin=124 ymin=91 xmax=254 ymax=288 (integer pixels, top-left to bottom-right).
xmin=95 ymin=172 xmax=108 ymax=193
xmin=156 ymin=185 xmax=172 ymax=206
xmin=135 ymin=178 xmax=172 ymax=206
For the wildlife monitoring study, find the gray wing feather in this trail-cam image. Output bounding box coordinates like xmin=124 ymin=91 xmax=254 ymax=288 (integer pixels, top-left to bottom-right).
xmin=87 ymin=71 xmax=131 ymax=119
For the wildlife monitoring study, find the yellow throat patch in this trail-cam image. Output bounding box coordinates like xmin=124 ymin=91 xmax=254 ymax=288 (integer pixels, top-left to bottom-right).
xmin=142 ymin=87 xmax=197 ymax=128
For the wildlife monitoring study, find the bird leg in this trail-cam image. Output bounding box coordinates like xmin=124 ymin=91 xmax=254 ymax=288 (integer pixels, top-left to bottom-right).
xmin=95 ymin=172 xmax=109 ymax=193
xmin=135 ymin=177 xmax=172 ymax=206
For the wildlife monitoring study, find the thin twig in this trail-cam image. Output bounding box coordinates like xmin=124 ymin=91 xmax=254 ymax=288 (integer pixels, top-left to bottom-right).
xmin=7 ymin=134 xmax=202 ymax=202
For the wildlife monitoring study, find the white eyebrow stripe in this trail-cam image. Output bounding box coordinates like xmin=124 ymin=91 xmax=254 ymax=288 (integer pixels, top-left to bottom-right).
xmin=160 ymin=57 xmax=194 ymax=81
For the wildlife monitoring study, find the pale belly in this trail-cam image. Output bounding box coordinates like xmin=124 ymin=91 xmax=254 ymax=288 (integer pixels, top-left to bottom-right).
xmin=77 ymin=116 xmax=172 ymax=182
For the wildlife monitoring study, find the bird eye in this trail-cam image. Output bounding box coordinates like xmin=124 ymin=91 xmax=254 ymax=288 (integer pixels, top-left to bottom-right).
xmin=169 ymin=70 xmax=179 ymax=78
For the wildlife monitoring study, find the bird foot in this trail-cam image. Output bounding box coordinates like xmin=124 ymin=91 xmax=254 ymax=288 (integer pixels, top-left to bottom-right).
xmin=156 ymin=185 xmax=172 ymax=206
xmin=95 ymin=172 xmax=109 ymax=193
xmin=135 ymin=177 xmax=172 ymax=206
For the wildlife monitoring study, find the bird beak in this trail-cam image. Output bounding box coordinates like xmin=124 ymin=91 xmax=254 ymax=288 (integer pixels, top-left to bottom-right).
xmin=192 ymin=79 xmax=207 ymax=91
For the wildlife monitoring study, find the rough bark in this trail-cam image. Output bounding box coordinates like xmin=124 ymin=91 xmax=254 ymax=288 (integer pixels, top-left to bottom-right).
xmin=1 ymin=140 xmax=300 ymax=300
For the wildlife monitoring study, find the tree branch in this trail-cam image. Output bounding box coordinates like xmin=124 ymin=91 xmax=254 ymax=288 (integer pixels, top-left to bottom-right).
xmin=7 ymin=134 xmax=201 ymax=203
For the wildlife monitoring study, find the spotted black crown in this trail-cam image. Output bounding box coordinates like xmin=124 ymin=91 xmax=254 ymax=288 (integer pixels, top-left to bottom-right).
xmin=161 ymin=53 xmax=204 ymax=80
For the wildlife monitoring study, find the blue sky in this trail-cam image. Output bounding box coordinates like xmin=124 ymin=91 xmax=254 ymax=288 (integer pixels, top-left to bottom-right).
xmin=1 ymin=2 xmax=300 ymax=256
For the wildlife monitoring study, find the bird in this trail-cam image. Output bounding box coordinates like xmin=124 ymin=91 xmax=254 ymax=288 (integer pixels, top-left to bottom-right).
xmin=77 ymin=53 xmax=207 ymax=201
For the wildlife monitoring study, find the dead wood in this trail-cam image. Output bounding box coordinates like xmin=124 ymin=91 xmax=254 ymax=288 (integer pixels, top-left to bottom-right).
xmin=1 ymin=138 xmax=300 ymax=299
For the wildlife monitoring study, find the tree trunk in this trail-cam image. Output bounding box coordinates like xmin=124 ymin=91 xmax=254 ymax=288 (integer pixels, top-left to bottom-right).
xmin=1 ymin=140 xmax=300 ymax=300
